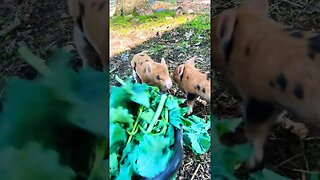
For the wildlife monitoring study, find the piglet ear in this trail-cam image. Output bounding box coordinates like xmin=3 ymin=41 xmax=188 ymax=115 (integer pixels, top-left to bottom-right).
xmin=177 ymin=65 xmax=184 ymax=76
xmin=186 ymin=57 xmax=196 ymax=66
xmin=216 ymin=9 xmax=237 ymax=54
xmin=161 ymin=58 xmax=167 ymax=66
xmin=146 ymin=62 xmax=152 ymax=74
xmin=242 ymin=0 xmax=269 ymax=16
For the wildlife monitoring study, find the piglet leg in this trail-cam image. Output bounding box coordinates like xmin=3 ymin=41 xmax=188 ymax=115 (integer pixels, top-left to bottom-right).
xmin=132 ymin=70 xmax=142 ymax=83
xmin=243 ymin=98 xmax=279 ymax=170
xmin=186 ymin=93 xmax=198 ymax=115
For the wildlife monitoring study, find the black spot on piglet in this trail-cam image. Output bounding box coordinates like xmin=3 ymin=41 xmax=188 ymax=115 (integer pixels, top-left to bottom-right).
xmin=309 ymin=35 xmax=320 ymax=53
xmin=245 ymin=98 xmax=274 ymax=124
xmin=293 ymin=84 xmax=304 ymax=100
xmin=309 ymin=42 xmax=320 ymax=53
xmin=309 ymin=34 xmax=320 ymax=43
xmin=290 ymin=31 xmax=303 ymax=39
xmin=284 ymin=27 xmax=296 ymax=32
xmin=187 ymin=93 xmax=197 ymax=101
xmin=276 ymin=73 xmax=287 ymax=91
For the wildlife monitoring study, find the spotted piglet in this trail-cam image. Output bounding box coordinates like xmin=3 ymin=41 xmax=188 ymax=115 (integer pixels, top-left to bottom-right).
xmin=213 ymin=0 xmax=320 ymax=170
xmin=131 ymin=52 xmax=173 ymax=90
xmin=172 ymin=57 xmax=211 ymax=115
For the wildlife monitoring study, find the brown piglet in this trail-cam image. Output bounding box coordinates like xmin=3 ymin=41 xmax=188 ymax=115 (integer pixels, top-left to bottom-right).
xmin=172 ymin=57 xmax=211 ymax=115
xmin=131 ymin=52 xmax=173 ymax=90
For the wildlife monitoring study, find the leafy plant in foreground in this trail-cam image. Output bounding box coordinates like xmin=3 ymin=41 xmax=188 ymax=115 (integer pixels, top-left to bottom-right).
xmin=0 ymin=46 xmax=108 ymax=179
xmin=211 ymin=117 xmax=309 ymax=180
xmin=109 ymin=76 xmax=211 ymax=179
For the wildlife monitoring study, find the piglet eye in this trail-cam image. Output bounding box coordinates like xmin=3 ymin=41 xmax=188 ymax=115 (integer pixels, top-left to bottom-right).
xmin=156 ymin=75 xmax=161 ymax=80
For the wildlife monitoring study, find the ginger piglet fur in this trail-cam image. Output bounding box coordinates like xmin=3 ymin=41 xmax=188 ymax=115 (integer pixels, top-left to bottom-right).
xmin=131 ymin=52 xmax=173 ymax=90
xmin=172 ymin=57 xmax=211 ymax=115
xmin=68 ymin=0 xmax=108 ymax=72
xmin=213 ymin=0 xmax=320 ymax=169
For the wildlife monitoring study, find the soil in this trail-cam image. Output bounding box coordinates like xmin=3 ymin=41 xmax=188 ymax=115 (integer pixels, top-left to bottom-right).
xmin=0 ymin=0 xmax=76 ymax=91
xmin=214 ymin=0 xmax=320 ymax=179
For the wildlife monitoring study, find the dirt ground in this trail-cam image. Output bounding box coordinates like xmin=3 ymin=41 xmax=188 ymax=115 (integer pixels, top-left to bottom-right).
xmin=0 ymin=0 xmax=76 ymax=91
xmin=213 ymin=0 xmax=320 ymax=179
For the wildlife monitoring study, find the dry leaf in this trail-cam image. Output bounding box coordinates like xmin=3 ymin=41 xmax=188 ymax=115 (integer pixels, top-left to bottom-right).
xmin=278 ymin=111 xmax=309 ymax=138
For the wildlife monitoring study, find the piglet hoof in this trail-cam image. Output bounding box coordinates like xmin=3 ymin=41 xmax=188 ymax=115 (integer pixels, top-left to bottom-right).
xmin=183 ymin=109 xmax=193 ymax=118
xmin=198 ymin=99 xmax=207 ymax=106
xmin=245 ymin=157 xmax=264 ymax=173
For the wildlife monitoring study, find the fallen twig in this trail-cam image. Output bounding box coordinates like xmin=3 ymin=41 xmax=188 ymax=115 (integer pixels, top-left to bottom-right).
xmin=275 ymin=152 xmax=304 ymax=168
xmin=191 ymin=164 xmax=201 ymax=180
xmin=292 ymin=169 xmax=319 ymax=174
xmin=0 ymin=18 xmax=21 ymax=37
xmin=282 ymin=0 xmax=304 ymax=8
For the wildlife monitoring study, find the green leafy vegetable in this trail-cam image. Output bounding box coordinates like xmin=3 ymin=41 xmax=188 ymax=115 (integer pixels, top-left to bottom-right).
xmin=0 ymin=47 xmax=108 ymax=179
xmin=0 ymin=142 xmax=75 ymax=180
xmin=249 ymin=169 xmax=291 ymax=180
xmin=134 ymin=134 xmax=173 ymax=178
xmin=212 ymin=116 xmax=253 ymax=180
xmin=109 ymin=77 xmax=211 ymax=179
xmin=211 ymin=116 xmax=303 ymax=180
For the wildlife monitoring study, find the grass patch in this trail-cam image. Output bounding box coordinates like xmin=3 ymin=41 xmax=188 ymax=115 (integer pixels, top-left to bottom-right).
xmin=110 ymin=10 xmax=176 ymax=28
xmin=149 ymin=44 xmax=166 ymax=54
xmin=185 ymin=15 xmax=210 ymax=31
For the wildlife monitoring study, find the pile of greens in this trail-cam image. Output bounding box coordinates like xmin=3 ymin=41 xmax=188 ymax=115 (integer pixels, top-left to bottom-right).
xmin=109 ymin=77 xmax=211 ymax=179
xmin=212 ymin=117 xmax=320 ymax=180
xmin=0 ymin=47 xmax=108 ymax=179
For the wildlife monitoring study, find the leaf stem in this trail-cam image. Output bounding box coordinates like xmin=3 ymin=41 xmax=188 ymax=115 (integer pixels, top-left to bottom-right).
xmin=160 ymin=108 xmax=169 ymax=135
xmin=18 ymin=46 xmax=52 ymax=77
xmin=88 ymin=137 xmax=108 ymax=180
xmin=115 ymin=75 xmax=126 ymax=86
xmin=126 ymin=107 xmax=143 ymax=145
xmin=146 ymin=94 xmax=167 ymax=133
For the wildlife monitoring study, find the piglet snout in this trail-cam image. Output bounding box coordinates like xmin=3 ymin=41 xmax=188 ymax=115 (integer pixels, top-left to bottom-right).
xmin=164 ymin=80 xmax=173 ymax=90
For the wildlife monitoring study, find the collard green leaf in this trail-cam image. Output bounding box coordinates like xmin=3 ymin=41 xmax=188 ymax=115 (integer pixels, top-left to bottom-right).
xmin=116 ymin=160 xmax=134 ymax=180
xmin=110 ymin=86 xmax=131 ymax=109
xmin=212 ymin=117 xmax=252 ymax=179
xmin=165 ymin=95 xmax=180 ymax=110
xmin=133 ymin=134 xmax=173 ymax=178
xmin=0 ymin=142 xmax=75 ymax=180
xmin=310 ymin=172 xmax=320 ymax=180
xmin=0 ymin=47 xmax=109 ymax=180
xmin=184 ymin=132 xmax=210 ymax=155
xmin=109 ymin=123 xmax=126 ymax=153
xmin=109 ymin=77 xmax=211 ymax=179
xmin=249 ymin=169 xmax=291 ymax=180
xmin=168 ymin=108 xmax=182 ymax=128
xmin=47 ymin=48 xmax=73 ymax=69
xmin=110 ymin=107 xmax=134 ymax=130
xmin=120 ymin=142 xmax=135 ymax=162
xmin=110 ymin=81 xmax=150 ymax=109
xmin=140 ymin=108 xmax=155 ymax=124
xmin=129 ymin=83 xmax=150 ymax=107
xmin=109 ymin=153 xmax=118 ymax=177
xmin=166 ymin=125 xmax=175 ymax=145
xmin=215 ymin=117 xmax=243 ymax=137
